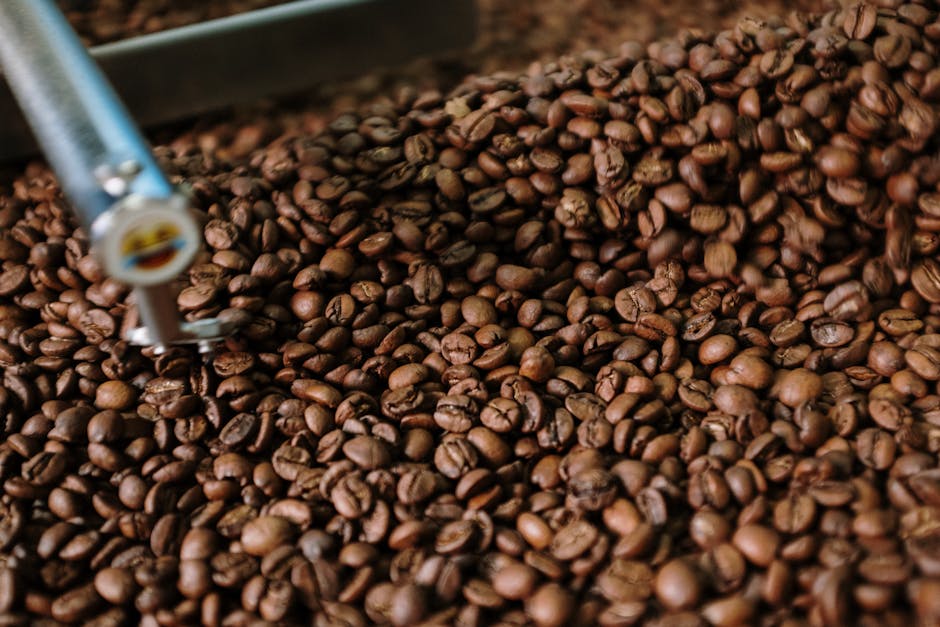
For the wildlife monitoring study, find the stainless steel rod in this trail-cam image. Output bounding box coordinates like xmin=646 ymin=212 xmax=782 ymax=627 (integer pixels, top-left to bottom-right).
xmin=134 ymin=284 xmax=191 ymax=347
xmin=0 ymin=0 xmax=478 ymax=162
xmin=0 ymin=0 xmax=174 ymax=227
xmin=0 ymin=0 xmax=206 ymax=349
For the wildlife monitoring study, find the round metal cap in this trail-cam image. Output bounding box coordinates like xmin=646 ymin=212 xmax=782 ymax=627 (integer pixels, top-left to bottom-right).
xmin=94 ymin=194 xmax=200 ymax=287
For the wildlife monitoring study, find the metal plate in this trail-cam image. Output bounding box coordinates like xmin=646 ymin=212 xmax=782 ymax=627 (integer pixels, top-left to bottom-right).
xmin=0 ymin=0 xmax=477 ymax=161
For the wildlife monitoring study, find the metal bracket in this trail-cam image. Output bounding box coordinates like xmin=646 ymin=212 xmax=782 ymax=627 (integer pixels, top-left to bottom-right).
xmin=93 ymin=158 xmax=142 ymax=197
xmin=126 ymin=318 xmax=237 ymax=355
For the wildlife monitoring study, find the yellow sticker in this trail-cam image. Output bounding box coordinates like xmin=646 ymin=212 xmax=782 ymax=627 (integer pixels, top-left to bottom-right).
xmin=120 ymin=222 xmax=183 ymax=271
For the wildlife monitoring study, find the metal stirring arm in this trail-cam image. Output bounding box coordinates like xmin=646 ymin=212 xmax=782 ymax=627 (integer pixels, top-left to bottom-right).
xmin=0 ymin=0 xmax=232 ymax=353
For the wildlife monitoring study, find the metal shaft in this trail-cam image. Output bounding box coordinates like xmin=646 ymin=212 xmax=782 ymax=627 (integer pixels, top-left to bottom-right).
xmin=0 ymin=0 xmax=479 ymax=162
xmin=134 ymin=284 xmax=189 ymax=351
xmin=0 ymin=0 xmax=174 ymax=230
xmin=0 ymin=0 xmax=192 ymax=349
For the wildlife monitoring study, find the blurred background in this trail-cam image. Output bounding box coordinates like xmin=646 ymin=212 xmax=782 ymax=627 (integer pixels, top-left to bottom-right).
xmin=55 ymin=0 xmax=850 ymax=112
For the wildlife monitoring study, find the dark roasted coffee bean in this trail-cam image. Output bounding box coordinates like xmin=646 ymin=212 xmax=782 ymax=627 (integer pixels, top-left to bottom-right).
xmin=241 ymin=516 xmax=294 ymax=556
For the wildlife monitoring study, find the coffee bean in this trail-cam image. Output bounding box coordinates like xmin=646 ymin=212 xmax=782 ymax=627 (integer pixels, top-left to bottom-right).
xmin=843 ymin=4 xmax=877 ymax=40
xmin=22 ymin=451 xmax=67 ymax=486
xmin=435 ymin=520 xmax=477 ymax=554
xmin=51 ymin=584 xmax=101 ymax=623
xmin=492 ymin=562 xmax=538 ymax=600
xmin=240 ymin=516 xmax=294 ymax=556
xmin=856 ymin=428 xmax=897 ymax=470
xmin=772 ymin=492 xmax=816 ymax=535
xmin=777 ymin=368 xmax=822 ymax=407
xmin=390 ymin=583 xmax=426 ymax=626
xmin=688 ymin=510 xmax=731 ymax=550
xmin=342 ymin=436 xmax=391 ymax=470
xmin=655 ymin=558 xmax=701 ymax=611
xmin=331 ymin=474 xmax=374 ymax=518
xmin=550 ymin=519 xmax=598 ymax=561
xmin=94 ymin=381 xmax=137 ymax=411
xmin=93 ymin=568 xmax=137 ymax=605
xmin=568 ymin=468 xmax=617 ymax=511
xmin=434 ymin=395 xmax=477 ymax=433
xmin=290 ymin=379 xmax=342 ymax=407
xmin=517 ymin=513 xmax=553 ymax=550
xmin=874 ymin=34 xmax=912 ymax=69
xmin=732 ymin=524 xmax=779 ymax=567
xmin=525 ymin=583 xmax=574 ymax=627
xmin=0 ymin=266 xmax=29 ymax=297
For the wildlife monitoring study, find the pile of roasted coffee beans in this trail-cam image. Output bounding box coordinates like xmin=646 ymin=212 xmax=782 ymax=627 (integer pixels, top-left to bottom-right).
xmin=5 ymin=1 xmax=940 ymax=625
xmin=56 ymin=0 xmax=843 ymax=96
xmin=468 ymin=0 xmax=850 ymax=77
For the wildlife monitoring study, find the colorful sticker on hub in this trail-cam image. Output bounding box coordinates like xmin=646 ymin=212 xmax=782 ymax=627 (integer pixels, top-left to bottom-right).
xmin=120 ymin=222 xmax=184 ymax=271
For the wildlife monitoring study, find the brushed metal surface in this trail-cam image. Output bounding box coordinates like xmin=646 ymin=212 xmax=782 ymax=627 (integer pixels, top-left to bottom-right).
xmin=0 ymin=0 xmax=176 ymax=221
xmin=0 ymin=0 xmax=478 ymax=161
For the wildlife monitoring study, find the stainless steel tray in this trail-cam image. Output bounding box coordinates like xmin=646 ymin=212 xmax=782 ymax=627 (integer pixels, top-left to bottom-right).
xmin=0 ymin=0 xmax=478 ymax=161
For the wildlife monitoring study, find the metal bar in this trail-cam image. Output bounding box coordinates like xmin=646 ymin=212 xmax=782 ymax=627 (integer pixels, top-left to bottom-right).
xmin=0 ymin=0 xmax=205 ymax=348
xmin=134 ymin=284 xmax=190 ymax=348
xmin=0 ymin=0 xmax=478 ymax=162
xmin=0 ymin=0 xmax=175 ymax=224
